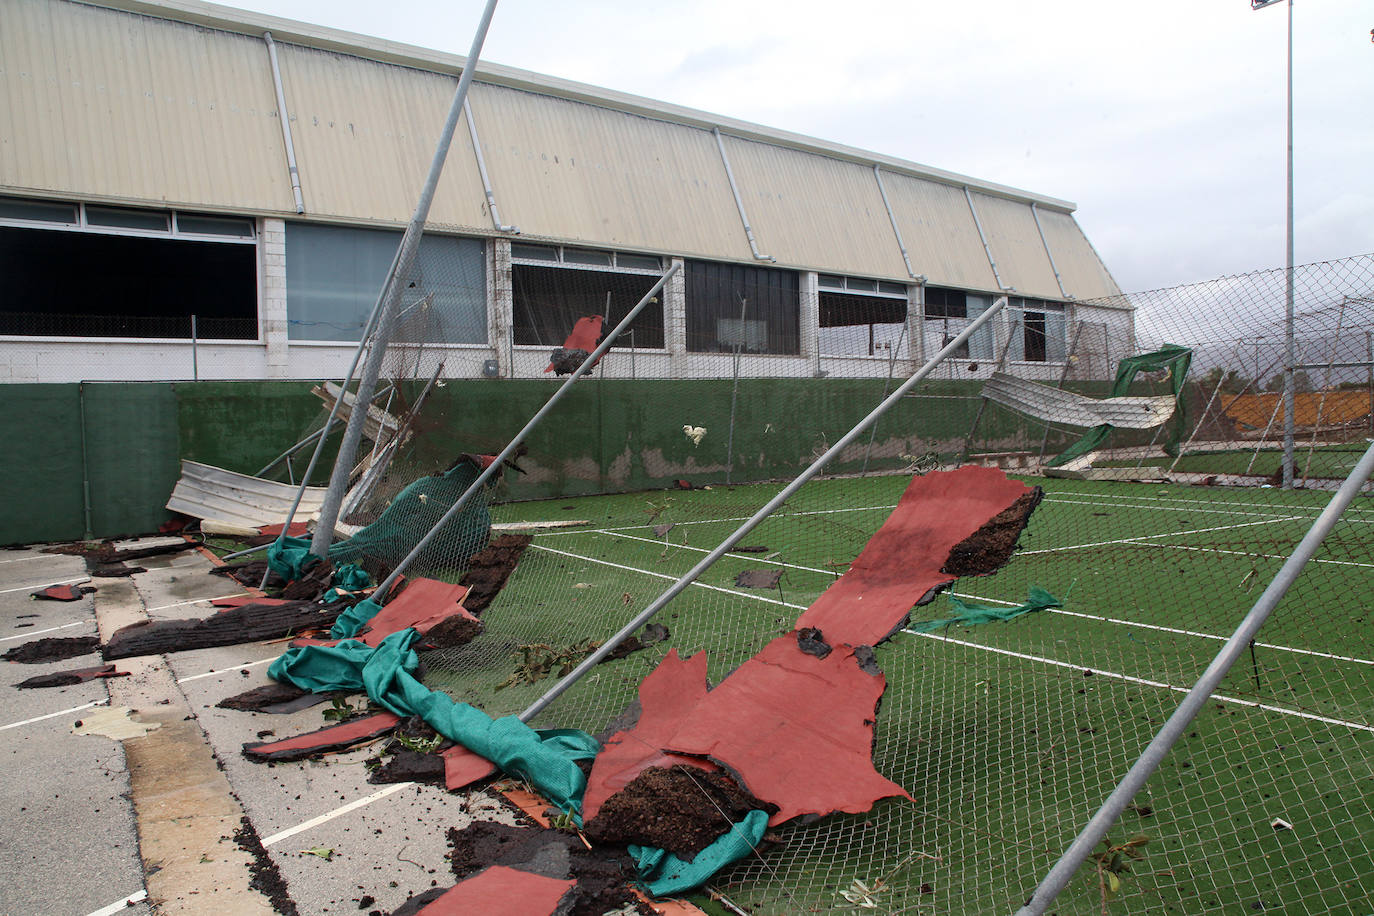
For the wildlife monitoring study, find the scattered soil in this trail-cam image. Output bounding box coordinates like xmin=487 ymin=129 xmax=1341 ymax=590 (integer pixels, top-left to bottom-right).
xmin=90 ymin=562 xmax=145 ymax=578
xmin=45 ymin=538 xmax=198 ymax=571
xmin=366 ymin=718 xmax=451 ymax=786
xmin=735 ymin=569 xmax=783 ymax=589
xmin=2 ymin=635 xmax=100 ymax=664
xmin=582 ymin=764 xmax=765 ymax=859
xmin=446 ymin=820 xmax=652 ymax=916
xmin=232 ymin=815 xmax=300 ymax=916
xmin=212 ymin=559 xmax=282 ymax=589
xmin=941 ymin=488 xmax=1044 ymax=577
xmin=218 ymin=682 xmax=312 ymax=711
xmin=420 ymin=612 xmax=483 ymax=650
xmin=457 ymin=535 xmax=532 ymax=613
xmin=279 ymin=557 xmax=336 ymax=601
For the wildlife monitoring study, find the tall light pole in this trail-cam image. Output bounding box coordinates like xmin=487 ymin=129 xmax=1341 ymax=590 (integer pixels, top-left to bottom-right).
xmin=1252 ymin=0 xmax=1296 ymax=488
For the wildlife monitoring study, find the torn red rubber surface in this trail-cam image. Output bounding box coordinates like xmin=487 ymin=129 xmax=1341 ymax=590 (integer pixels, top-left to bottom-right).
xmin=258 ymin=521 xmax=310 ymax=537
xmin=212 ymin=596 xmax=295 ymax=610
xmin=582 ymin=649 xmax=716 ymax=822
xmin=416 ymin=865 xmax=576 ymax=916
xmin=242 ymin=712 xmax=400 ymax=763
xmin=668 ymin=635 xmax=908 ymax=826
xmin=544 ymin=315 xmax=604 ymax=373
xmin=290 ymin=578 xmax=475 ymax=649
xmin=441 ymin=745 xmax=498 ymax=791
xmin=30 ymin=584 xmax=85 ymax=601
xmin=797 ymin=465 xmax=1033 ymax=646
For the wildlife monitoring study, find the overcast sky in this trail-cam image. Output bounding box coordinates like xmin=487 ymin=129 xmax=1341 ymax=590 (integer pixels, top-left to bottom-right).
xmin=226 ymin=0 xmax=1371 ymax=296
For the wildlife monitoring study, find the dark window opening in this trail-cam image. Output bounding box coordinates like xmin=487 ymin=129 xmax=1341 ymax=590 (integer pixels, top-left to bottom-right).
xmin=923 ymin=286 xmax=967 ymax=319
xmin=1024 ymin=310 xmax=1047 ymax=362
xmin=685 ymin=260 xmax=799 ymax=354
xmin=0 ymin=226 xmax=257 ymax=338
xmin=512 ymin=264 xmax=664 ymax=349
xmin=819 ymin=292 xmax=908 ymax=357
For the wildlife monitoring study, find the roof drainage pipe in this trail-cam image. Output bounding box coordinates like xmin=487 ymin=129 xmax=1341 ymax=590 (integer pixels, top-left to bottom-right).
xmin=463 ymin=99 xmax=519 ymax=234
xmin=714 ymin=127 xmax=774 ymax=262
xmin=263 ymin=32 xmax=305 ymax=215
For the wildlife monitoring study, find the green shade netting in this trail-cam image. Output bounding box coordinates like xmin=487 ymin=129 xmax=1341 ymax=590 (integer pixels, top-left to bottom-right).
xmin=322 ymin=563 xmax=372 ymax=604
xmin=328 ymin=460 xmax=492 ymax=573
xmin=908 ymin=586 xmax=1062 ymax=633
xmin=328 ymin=595 xmax=382 ymax=639
xmin=1049 ymin=345 xmax=1193 ymax=467
xmin=629 ymin=810 xmax=770 ymax=896
xmin=265 ymin=460 xmax=490 ymax=582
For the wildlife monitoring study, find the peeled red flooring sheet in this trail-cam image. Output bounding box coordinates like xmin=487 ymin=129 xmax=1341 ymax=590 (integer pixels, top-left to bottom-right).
xmin=796 ymin=464 xmax=1033 ymax=646
xmin=584 ymin=466 xmax=1034 ymax=827
xmin=242 ymin=711 xmax=400 ymax=762
xmin=417 ymin=865 xmax=575 ymax=916
xmin=290 ymin=578 xmax=474 ymax=648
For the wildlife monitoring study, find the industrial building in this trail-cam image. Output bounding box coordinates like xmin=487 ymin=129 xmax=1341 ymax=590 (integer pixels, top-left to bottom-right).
xmin=0 ymin=0 xmax=1129 ymax=383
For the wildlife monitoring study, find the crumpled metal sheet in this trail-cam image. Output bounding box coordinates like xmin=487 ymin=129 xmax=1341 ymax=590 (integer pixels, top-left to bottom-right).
xmin=983 ymin=371 xmax=1176 ymax=429
xmin=165 ymin=460 xmax=326 ymax=529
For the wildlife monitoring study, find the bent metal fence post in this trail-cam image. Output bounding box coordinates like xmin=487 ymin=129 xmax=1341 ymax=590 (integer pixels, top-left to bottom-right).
xmin=1013 ymin=439 xmax=1374 ymax=916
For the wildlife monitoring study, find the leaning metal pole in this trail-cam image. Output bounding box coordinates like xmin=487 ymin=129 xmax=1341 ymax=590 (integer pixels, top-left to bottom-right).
xmin=310 ymin=0 xmax=502 ymax=559
xmin=1013 ymin=438 xmax=1374 ymax=916
xmin=367 ymin=265 xmax=679 ymax=604
xmin=520 ymin=296 xmax=1009 ymax=724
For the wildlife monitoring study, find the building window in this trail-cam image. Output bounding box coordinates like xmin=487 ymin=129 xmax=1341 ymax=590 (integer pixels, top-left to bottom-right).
xmin=685 ymin=260 xmax=799 ymax=354
xmin=286 ymin=223 xmax=486 ymax=344
xmin=922 ymin=286 xmax=972 ymax=359
xmin=0 ymin=195 xmax=257 ymax=339
xmin=1006 ymin=297 xmax=1068 ymax=362
xmin=818 ymin=275 xmax=910 ymax=358
xmin=510 ymin=244 xmax=666 ymax=350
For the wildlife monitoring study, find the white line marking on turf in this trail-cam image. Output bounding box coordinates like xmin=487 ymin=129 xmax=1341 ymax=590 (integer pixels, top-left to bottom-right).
xmin=1019 ymin=515 xmax=1306 ymax=556
xmin=0 ymin=620 xmax=88 ymax=642
xmin=0 ymin=576 xmax=88 ymax=595
xmin=84 ymin=890 xmax=147 ymax=916
xmin=531 ymin=503 xmax=897 ymax=538
xmin=260 ymin=783 xmax=412 ymax=848
xmin=907 ymin=630 xmax=1374 ymax=734
xmin=0 ymin=700 xmax=105 ymax=732
xmin=597 ymin=530 xmax=841 ymax=577
xmin=529 ymin=543 xmax=807 ymax=611
xmin=1119 ymin=539 xmax=1374 ymax=569
xmin=176 ymin=656 xmax=276 ymax=684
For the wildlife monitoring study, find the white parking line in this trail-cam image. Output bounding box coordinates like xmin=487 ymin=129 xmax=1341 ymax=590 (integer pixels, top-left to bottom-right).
xmin=0 ymin=700 xmax=105 ymax=733
xmin=0 ymin=576 xmax=88 ymax=596
xmin=84 ymin=890 xmax=147 ymax=916
xmin=145 ymin=592 xmax=251 ymax=613
xmin=260 ymin=782 xmax=413 ymax=848
xmin=0 ymin=620 xmax=88 ymax=642
xmin=176 ymin=656 xmax=276 ymax=684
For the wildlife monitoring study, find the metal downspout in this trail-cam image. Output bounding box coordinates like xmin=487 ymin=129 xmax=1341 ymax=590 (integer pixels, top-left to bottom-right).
xmin=874 ymin=165 xmax=916 ymax=279
xmin=263 ymin=32 xmax=305 ymax=214
xmin=964 ymin=186 xmax=1008 ymax=291
xmin=1030 ymin=202 xmax=1067 ymax=298
xmin=463 ymin=98 xmax=519 ymax=233
xmin=713 ymin=127 xmax=774 ymax=262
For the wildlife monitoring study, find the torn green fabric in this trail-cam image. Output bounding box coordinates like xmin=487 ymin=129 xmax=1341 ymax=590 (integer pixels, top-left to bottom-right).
xmin=909 ymin=586 xmax=1062 ymax=633
xmin=268 ymin=629 xmax=598 ymax=815
xmin=1050 ymin=345 xmax=1193 ymax=467
xmin=629 ymin=810 xmax=770 ymax=896
xmin=266 ymin=535 xmax=322 ymax=583
xmin=322 ymin=563 xmax=373 ymax=605
xmin=328 ymin=596 xmax=382 ymax=639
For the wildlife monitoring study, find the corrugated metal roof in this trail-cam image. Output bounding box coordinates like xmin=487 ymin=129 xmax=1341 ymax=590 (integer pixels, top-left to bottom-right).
xmin=1 ymin=0 xmax=294 ymax=212
xmin=968 ymin=191 xmax=1062 ymax=299
xmin=718 ymin=134 xmax=908 ymax=278
xmin=467 ymin=83 xmax=750 ymax=259
xmin=1032 ymin=208 xmax=1123 ymax=302
xmin=1 ymin=0 xmax=1122 ymax=300
xmin=274 ymin=40 xmax=489 ymax=229
xmin=879 ymin=173 xmax=1000 ymax=292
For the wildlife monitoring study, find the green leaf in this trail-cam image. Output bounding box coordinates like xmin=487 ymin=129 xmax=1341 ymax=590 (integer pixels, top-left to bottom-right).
xmin=300 ymin=846 xmax=334 ymax=861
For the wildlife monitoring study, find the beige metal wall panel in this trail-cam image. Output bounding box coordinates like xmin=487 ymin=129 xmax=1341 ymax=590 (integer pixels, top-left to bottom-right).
xmin=718 ymin=135 xmax=909 ymax=278
xmin=967 ymin=192 xmax=1062 ymax=300
xmin=273 ymin=42 xmax=488 ymax=230
xmin=1 ymin=0 xmax=294 ymax=212
xmin=1033 ymin=208 xmax=1123 ymax=302
xmin=467 ymin=83 xmax=750 ymax=260
xmin=879 ymin=173 xmax=999 ymax=291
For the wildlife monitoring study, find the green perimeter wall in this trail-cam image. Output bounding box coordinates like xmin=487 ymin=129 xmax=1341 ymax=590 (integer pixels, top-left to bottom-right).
xmin=0 ymin=377 xmax=1070 ymax=546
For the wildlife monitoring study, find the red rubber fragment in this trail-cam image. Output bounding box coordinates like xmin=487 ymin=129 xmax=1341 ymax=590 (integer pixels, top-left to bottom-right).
xmin=242 ymin=712 xmax=400 ymax=762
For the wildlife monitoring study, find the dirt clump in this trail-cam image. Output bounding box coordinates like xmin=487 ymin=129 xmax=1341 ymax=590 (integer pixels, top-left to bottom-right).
xmin=582 ymin=764 xmax=766 ymax=858
xmin=447 ymin=819 xmax=653 ymax=916
xmin=457 ymin=534 xmax=532 ymax=613
xmin=942 ymin=488 xmax=1043 ymax=577
xmin=2 ymin=635 xmax=100 ymax=663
